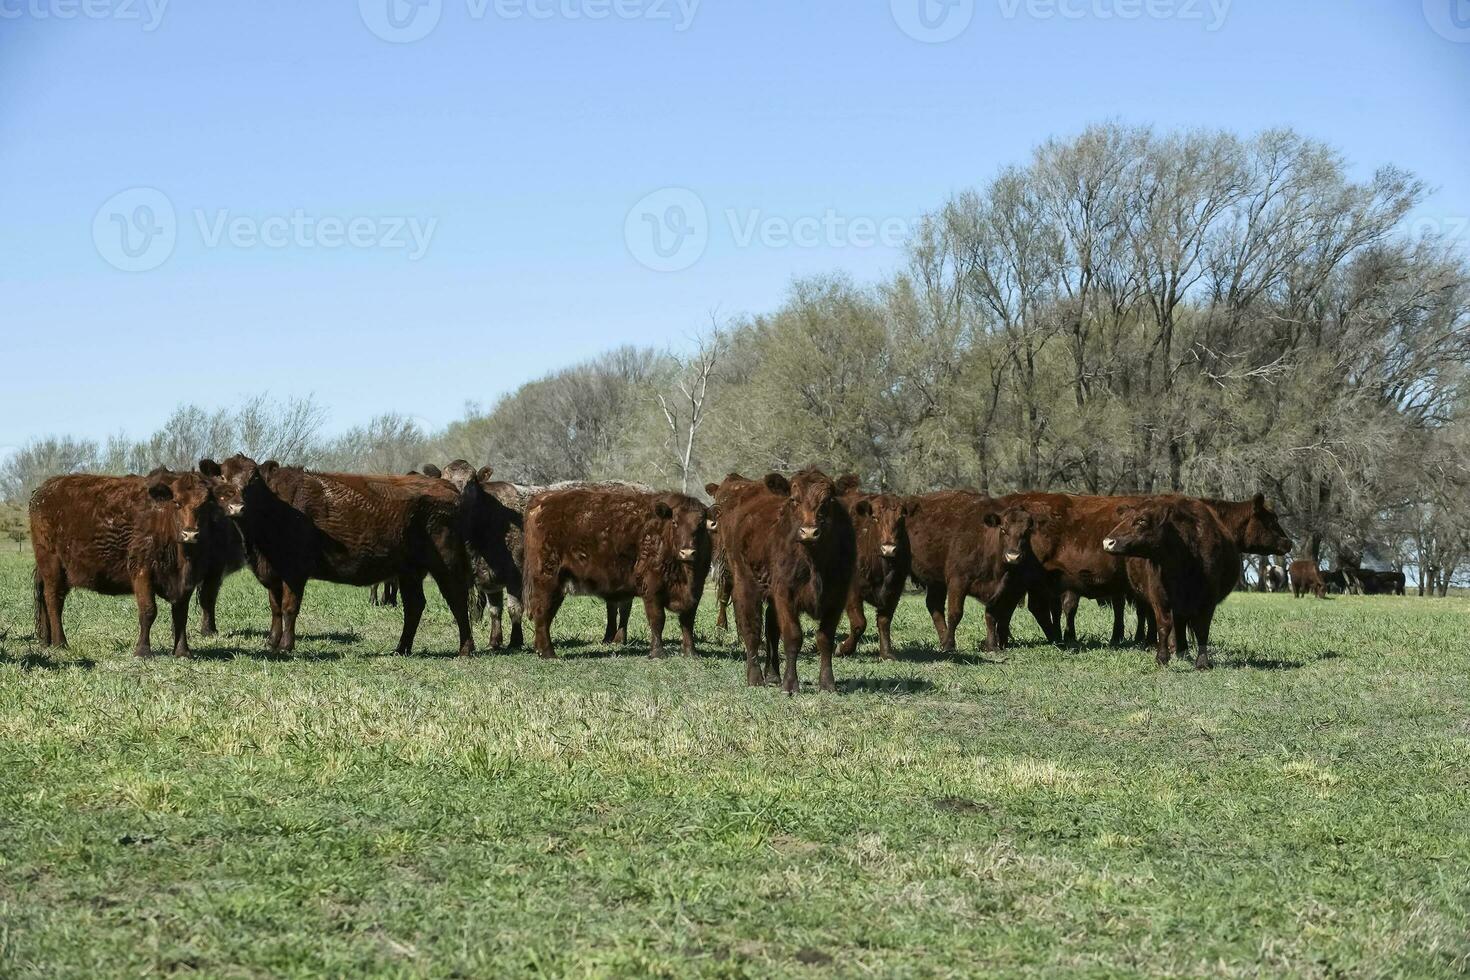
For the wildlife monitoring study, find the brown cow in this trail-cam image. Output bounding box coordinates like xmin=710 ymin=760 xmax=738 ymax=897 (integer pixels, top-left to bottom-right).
xmin=835 ymin=477 xmax=913 ymax=660
xmin=705 ymin=473 xmax=771 ymax=632
xmin=194 ymin=459 xmax=246 ymax=636
xmin=1103 ymin=497 xmax=1240 ymax=669
xmin=215 ymin=454 xmax=477 ymax=656
xmin=521 ymin=485 xmax=712 ymax=658
xmin=1289 ymin=560 xmax=1327 ymax=599
xmin=446 ymin=462 xmax=649 ymax=649
xmin=905 ymin=491 xmax=1059 ymax=652
xmin=716 ymin=468 xmax=856 ymax=693
xmin=30 ymin=469 xmax=234 ymax=657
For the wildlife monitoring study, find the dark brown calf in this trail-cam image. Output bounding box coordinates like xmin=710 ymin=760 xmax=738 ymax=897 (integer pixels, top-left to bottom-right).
xmin=705 ymin=473 xmax=770 ymax=632
xmin=1289 ymin=560 xmax=1327 ymax=598
xmin=836 ymin=478 xmax=911 ymax=660
xmin=906 ymin=491 xmax=1058 ymax=652
xmin=215 ymin=455 xmax=476 ymax=656
xmin=30 ymin=470 xmax=233 ymax=657
xmin=715 ymin=468 xmax=855 ymax=693
xmin=1103 ymin=497 xmax=1240 ymax=669
xmin=522 ymin=486 xmax=712 ymax=658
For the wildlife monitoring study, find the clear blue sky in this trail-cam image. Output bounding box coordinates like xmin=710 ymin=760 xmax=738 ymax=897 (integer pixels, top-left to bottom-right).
xmin=2 ymin=0 xmax=1467 ymax=452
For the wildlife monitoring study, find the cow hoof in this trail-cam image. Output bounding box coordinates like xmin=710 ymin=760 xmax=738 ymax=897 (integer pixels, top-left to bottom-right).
xmin=133 ymin=648 xmax=154 ymax=659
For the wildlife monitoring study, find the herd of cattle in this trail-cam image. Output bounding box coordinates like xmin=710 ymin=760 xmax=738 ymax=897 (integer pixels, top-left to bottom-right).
xmin=26 ymin=456 xmax=1390 ymax=689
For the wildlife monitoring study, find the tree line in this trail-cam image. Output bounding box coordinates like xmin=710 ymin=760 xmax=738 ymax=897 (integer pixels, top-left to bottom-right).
xmin=5 ymin=124 xmax=1468 ymax=591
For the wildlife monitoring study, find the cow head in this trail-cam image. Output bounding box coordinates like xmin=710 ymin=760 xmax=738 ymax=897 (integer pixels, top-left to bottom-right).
xmin=704 ymin=504 xmax=720 ymax=533
xmin=198 ymin=458 xmax=245 ymax=518
xmin=217 ymin=454 xmax=278 ymax=518
xmin=1240 ymin=493 xmax=1293 ymax=555
xmin=653 ymin=496 xmax=711 ymax=565
xmin=148 ymin=469 xmax=218 ymax=547
xmin=1102 ymin=500 xmax=1185 ymax=557
xmin=986 ymin=505 xmax=1039 ymax=566
xmin=853 ymin=493 xmax=908 ymax=560
xmin=441 ymin=459 xmax=488 ymax=493
xmin=768 ymin=468 xmax=839 ymax=545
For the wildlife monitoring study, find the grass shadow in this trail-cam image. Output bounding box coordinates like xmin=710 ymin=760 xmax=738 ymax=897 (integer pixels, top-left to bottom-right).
xmin=193 ymin=646 xmax=345 ymax=663
xmin=837 ymin=676 xmax=937 ymax=695
xmin=225 ymin=628 xmax=364 ymax=644
xmin=0 ymin=648 xmax=97 ymax=671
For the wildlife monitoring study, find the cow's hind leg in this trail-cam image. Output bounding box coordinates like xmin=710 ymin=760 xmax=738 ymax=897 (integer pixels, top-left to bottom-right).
xmin=1191 ymin=613 xmax=1214 ymax=670
xmin=732 ymin=578 xmax=765 ymax=687
xmin=170 ymin=594 xmax=192 ymax=658
xmin=643 ymin=597 xmax=667 ymax=658
xmin=924 ymin=583 xmax=950 ymax=651
xmin=395 ymin=575 xmax=426 ymax=656
xmin=838 ymin=592 xmax=866 ymax=657
xmin=814 ymin=605 xmax=841 ymax=694
xmin=198 ymin=570 xmax=223 ymax=636
xmin=131 ymin=574 xmax=157 ymax=658
xmin=1061 ymin=591 xmax=1080 ymax=645
xmin=773 ymin=594 xmax=803 ymax=695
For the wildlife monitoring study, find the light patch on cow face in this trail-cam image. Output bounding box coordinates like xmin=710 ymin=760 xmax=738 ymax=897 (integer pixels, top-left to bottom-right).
xmin=659 ymin=499 xmax=708 ymax=564
xmin=210 ymin=478 xmax=246 ymax=518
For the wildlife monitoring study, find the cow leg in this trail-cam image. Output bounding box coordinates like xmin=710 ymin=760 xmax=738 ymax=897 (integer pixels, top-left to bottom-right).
xmin=678 ymin=606 xmax=697 ymax=656
xmin=1191 ymin=614 xmax=1213 ymax=671
xmin=42 ymin=574 xmax=68 ymax=649
xmin=198 ymin=570 xmax=223 ymax=636
xmin=369 ymin=583 xmax=381 ymax=607
xmin=1171 ymin=607 xmax=1189 ymax=658
xmin=1061 ymin=591 xmax=1079 ymax=645
xmin=870 ymin=608 xmax=893 ymax=664
xmin=394 ymin=575 xmax=425 ymax=656
xmin=531 ymin=585 xmax=564 ymax=659
xmin=762 ymin=601 xmax=781 ymax=685
xmin=733 ymin=579 xmax=765 ymax=686
xmin=715 ymin=568 xmax=732 ymax=631
xmin=485 ymin=587 xmax=505 ymax=650
xmin=618 ymin=600 xmax=632 ymax=644
xmin=944 ymin=581 xmax=967 ymax=653
xmin=265 ymin=582 xmax=284 ymax=650
xmin=1027 ymin=589 xmax=1059 ymax=645
xmin=773 ymin=595 xmax=803 ymax=695
xmin=507 ymin=592 xmax=525 ymax=649
xmin=1109 ymin=595 xmax=1126 ymax=646
xmin=384 ymin=581 xmax=399 ymax=606
xmin=924 ymin=583 xmax=950 ymax=651
xmin=1153 ymin=605 xmax=1174 ymax=667
xmin=983 ymin=610 xmax=1000 ymax=652
xmin=838 ymin=592 xmax=866 ymax=657
xmin=132 ymin=574 xmax=157 ymax=658
xmin=32 ymin=570 xmax=50 ymax=646
xmin=602 ymin=601 xmax=620 ymax=643
xmin=439 ymin=578 xmax=477 ymax=659
xmin=280 ymin=579 xmax=306 ymax=653
xmin=644 ymin=597 xmax=666 ymax=658
xmin=814 ymin=607 xmax=840 ymax=694
xmin=170 ymin=594 xmax=192 ymax=658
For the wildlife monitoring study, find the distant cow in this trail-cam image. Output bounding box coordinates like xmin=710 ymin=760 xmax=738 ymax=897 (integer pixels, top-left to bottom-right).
xmin=521 ymin=485 xmax=713 ymax=658
xmin=1103 ymin=497 xmax=1240 ymax=669
xmin=30 ymin=469 xmax=234 ymax=657
xmin=1353 ymin=568 xmax=1407 ymax=596
xmin=1010 ymin=492 xmax=1136 ymax=645
xmin=715 ymin=469 xmax=856 ymax=693
xmin=834 ymin=477 xmax=913 ymax=660
xmin=1289 ymin=560 xmax=1327 ymax=599
xmin=214 ymin=455 xmax=477 ymax=655
xmin=906 ymin=490 xmax=1058 ymax=652
xmin=1322 ymin=568 xmax=1348 ymax=594
xmin=445 ymin=462 xmax=650 ymax=649
xmin=1263 ymin=564 xmax=1287 ymax=593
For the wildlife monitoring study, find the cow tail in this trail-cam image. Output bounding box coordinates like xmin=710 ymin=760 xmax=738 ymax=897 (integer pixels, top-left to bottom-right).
xmin=33 ymin=568 xmax=48 ymax=644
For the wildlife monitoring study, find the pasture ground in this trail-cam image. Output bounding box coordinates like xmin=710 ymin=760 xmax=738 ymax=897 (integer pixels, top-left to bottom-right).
xmin=0 ymin=547 xmax=1467 ymax=978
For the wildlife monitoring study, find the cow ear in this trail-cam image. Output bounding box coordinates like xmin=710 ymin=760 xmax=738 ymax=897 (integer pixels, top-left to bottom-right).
xmin=835 ymin=474 xmax=861 ymax=495
xmin=1252 ymin=493 xmax=1269 ymax=513
xmin=902 ymin=498 xmax=920 ymax=517
xmin=704 ymin=482 xmax=720 ymax=497
xmin=764 ymin=473 xmax=792 ymax=496
xmin=852 ymin=499 xmax=872 ymax=518
xmin=705 ymin=505 xmax=720 ymax=530
xmin=198 ymin=458 xmax=222 ymax=478
xmin=422 ymin=463 xmax=442 ymax=479
xmin=259 ymin=461 xmax=279 ymax=482
xmin=477 ymin=466 xmax=494 ymax=484
xmin=147 ymin=476 xmax=175 ymax=502
xmin=1115 ymin=503 xmax=1132 ymax=516
xmin=654 ymin=501 xmax=674 ymax=520
xmin=983 ymin=512 xmax=1001 ymax=527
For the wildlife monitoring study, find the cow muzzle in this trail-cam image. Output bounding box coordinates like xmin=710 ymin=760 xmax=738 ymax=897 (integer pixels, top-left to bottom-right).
xmin=797 ymin=526 xmax=821 ymax=542
xmin=227 ymin=503 xmax=245 ymax=517
xmin=1102 ymin=537 xmax=1119 ymax=553
xmin=1004 ymin=550 xmax=1022 ymax=564
xmin=678 ymin=548 xmax=696 ymax=562
xmin=879 ymin=544 xmax=897 ymax=558
xmin=180 ymin=530 xmax=200 ymax=544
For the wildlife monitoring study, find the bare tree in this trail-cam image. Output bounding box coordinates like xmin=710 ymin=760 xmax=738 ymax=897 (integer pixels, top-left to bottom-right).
xmin=655 ymin=318 xmax=726 ymax=494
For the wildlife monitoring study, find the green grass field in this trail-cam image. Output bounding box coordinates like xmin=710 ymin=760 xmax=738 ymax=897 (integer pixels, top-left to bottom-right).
xmin=1 ymin=547 xmax=1467 ymax=978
